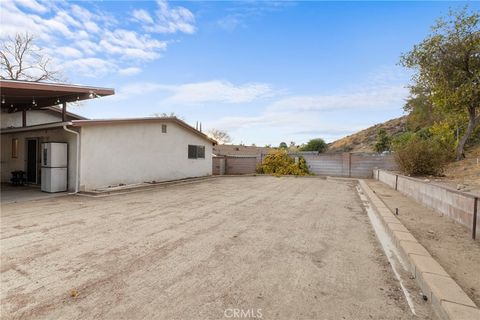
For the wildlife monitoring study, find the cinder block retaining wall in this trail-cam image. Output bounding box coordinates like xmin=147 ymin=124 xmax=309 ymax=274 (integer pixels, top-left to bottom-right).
xmin=304 ymin=153 xmax=397 ymax=178
xmin=214 ymin=153 xmax=397 ymax=178
xmin=374 ymin=169 xmax=479 ymax=238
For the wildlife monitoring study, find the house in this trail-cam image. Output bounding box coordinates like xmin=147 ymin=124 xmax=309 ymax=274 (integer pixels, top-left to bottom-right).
xmin=1 ymin=80 xmax=215 ymax=193
xmin=213 ymin=144 xmax=272 ymax=158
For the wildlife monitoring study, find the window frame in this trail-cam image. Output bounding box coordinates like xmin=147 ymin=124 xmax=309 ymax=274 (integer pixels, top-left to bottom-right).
xmin=11 ymin=138 xmax=18 ymax=158
xmin=188 ymin=145 xmax=206 ymax=159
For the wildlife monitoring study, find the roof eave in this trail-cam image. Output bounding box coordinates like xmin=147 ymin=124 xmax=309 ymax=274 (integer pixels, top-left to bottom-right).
xmin=0 ymin=121 xmax=73 ymax=134
xmin=71 ymin=118 xmax=217 ymax=145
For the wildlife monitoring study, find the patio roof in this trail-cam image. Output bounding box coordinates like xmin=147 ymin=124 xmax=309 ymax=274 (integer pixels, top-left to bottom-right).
xmin=0 ymin=79 xmax=114 ymax=112
xmin=0 ymin=121 xmax=72 ymax=134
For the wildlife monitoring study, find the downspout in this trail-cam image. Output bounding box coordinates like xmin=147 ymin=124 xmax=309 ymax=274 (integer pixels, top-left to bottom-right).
xmin=63 ymin=125 xmax=80 ymax=194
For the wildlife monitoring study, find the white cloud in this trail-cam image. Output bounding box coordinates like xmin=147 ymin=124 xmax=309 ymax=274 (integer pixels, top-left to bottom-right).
xmin=114 ymin=80 xmax=275 ymax=103
xmin=118 ymin=67 xmax=142 ymax=76
xmin=217 ymin=15 xmax=243 ymax=31
xmin=99 ymin=29 xmax=167 ymax=60
xmin=70 ymin=4 xmax=94 ymax=22
xmin=57 ymin=46 xmax=83 ymax=59
xmin=268 ymin=85 xmax=407 ymax=112
xmin=14 ymin=0 xmax=47 ymax=13
xmin=84 ymin=21 xmax=100 ymax=33
xmin=133 ymin=0 xmax=196 ymax=34
xmin=206 ymin=81 xmax=408 ymax=144
xmin=215 ymin=1 xmax=293 ymax=32
xmin=64 ymin=58 xmax=117 ymax=77
xmin=0 ymin=0 xmax=195 ymax=78
xmin=132 ymin=9 xmax=154 ymax=24
xmin=168 ymin=81 xmax=273 ymax=103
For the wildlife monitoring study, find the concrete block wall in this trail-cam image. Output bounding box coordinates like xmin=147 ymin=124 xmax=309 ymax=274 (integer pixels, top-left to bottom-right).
xmin=375 ymin=169 xmax=479 ymax=237
xmin=304 ymin=153 xmax=345 ymax=176
xmin=305 ymin=153 xmax=396 ymax=178
xmin=212 ymin=156 xmax=257 ymax=175
xmin=212 ymin=156 xmax=225 ymax=175
xmin=212 ymin=152 xmax=396 ymax=178
xmin=351 ymin=153 xmax=397 ymax=178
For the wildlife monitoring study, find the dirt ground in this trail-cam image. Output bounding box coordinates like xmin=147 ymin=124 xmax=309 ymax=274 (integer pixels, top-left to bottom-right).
xmin=439 ymin=146 xmax=480 ymax=195
xmin=367 ymin=180 xmax=480 ymax=307
xmin=410 ymin=146 xmax=480 ymax=195
xmin=1 ymin=177 xmax=431 ymax=319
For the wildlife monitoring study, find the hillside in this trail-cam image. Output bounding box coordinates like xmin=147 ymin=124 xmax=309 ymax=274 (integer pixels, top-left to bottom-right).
xmin=438 ymin=146 xmax=480 ymax=192
xmin=328 ymin=116 xmax=480 ymax=192
xmin=328 ymin=116 xmax=408 ymax=153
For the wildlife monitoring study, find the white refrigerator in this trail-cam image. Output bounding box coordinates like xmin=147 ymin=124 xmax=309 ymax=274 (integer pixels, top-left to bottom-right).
xmin=41 ymin=142 xmax=68 ymax=193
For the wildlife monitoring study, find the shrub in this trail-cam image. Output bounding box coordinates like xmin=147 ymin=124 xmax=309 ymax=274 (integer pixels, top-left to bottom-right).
xmin=393 ymin=136 xmax=450 ymax=176
xmin=257 ymin=150 xmax=310 ymax=176
xmin=374 ymin=129 xmax=391 ymax=153
xmin=300 ymin=138 xmax=328 ymax=153
xmin=391 ymin=132 xmax=415 ymax=149
xmin=336 ymin=144 xmax=353 ymax=152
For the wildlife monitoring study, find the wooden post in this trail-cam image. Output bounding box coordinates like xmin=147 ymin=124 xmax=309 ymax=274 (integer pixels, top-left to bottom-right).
xmin=22 ymin=110 xmax=26 ymax=127
xmin=473 ymin=197 xmax=478 ymax=240
xmin=349 ymin=153 xmax=352 ymax=178
xmin=62 ymin=102 xmax=67 ymax=121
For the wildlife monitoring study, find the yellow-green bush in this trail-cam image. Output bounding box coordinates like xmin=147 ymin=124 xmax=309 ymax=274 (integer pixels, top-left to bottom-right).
xmin=429 ymin=121 xmax=457 ymax=158
xmin=256 ymin=150 xmax=310 ymax=176
xmin=393 ymin=135 xmax=451 ymax=176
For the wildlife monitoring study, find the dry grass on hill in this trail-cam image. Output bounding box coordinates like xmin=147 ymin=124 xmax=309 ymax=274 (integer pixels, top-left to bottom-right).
xmin=328 ymin=116 xmax=479 ymax=192
xmin=328 ymin=116 xmax=407 ymax=153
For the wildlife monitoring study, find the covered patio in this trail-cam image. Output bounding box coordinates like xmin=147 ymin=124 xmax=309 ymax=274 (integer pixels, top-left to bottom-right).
xmin=0 ymin=184 xmax=69 ymax=203
xmin=0 ymin=80 xmax=114 ymax=198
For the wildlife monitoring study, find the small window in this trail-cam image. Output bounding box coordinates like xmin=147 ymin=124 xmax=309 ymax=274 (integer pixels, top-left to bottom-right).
xmin=11 ymin=138 xmax=18 ymax=158
xmin=162 ymin=124 xmax=167 ymax=133
xmin=188 ymin=145 xmax=205 ymax=159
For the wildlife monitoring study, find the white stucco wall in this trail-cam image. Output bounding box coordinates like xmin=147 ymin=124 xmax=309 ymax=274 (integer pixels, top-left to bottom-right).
xmin=78 ymin=122 xmax=213 ymax=191
xmin=1 ymin=110 xmax=64 ymax=128
xmin=1 ymin=128 xmax=79 ymax=191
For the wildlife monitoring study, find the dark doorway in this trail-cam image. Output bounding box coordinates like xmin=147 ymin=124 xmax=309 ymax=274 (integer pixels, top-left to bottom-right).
xmin=26 ymin=139 xmax=38 ymax=184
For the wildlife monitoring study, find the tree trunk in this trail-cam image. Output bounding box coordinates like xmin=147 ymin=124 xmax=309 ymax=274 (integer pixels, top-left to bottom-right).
xmin=456 ymin=108 xmax=479 ymax=160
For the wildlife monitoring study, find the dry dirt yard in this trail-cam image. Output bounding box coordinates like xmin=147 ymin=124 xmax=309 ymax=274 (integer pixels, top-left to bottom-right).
xmin=1 ymin=176 xmax=431 ymax=319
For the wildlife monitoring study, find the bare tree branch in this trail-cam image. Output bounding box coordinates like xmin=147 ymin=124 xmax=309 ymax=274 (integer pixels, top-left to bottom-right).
xmin=0 ymin=33 xmax=62 ymax=82
xmin=207 ymin=129 xmax=232 ymax=144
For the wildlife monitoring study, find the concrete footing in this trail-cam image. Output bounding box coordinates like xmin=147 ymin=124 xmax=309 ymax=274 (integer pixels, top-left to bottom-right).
xmin=359 ymin=179 xmax=480 ymax=320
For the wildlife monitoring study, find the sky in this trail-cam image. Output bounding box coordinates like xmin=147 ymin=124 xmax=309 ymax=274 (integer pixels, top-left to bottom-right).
xmin=1 ymin=0 xmax=478 ymax=146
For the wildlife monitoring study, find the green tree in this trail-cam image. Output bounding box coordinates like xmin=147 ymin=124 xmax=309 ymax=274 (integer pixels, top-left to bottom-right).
xmin=279 ymin=142 xmax=288 ymax=149
xmin=300 ymin=138 xmax=328 ymax=153
xmin=374 ymin=129 xmax=391 ymax=153
xmin=400 ymin=7 xmax=480 ymax=160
